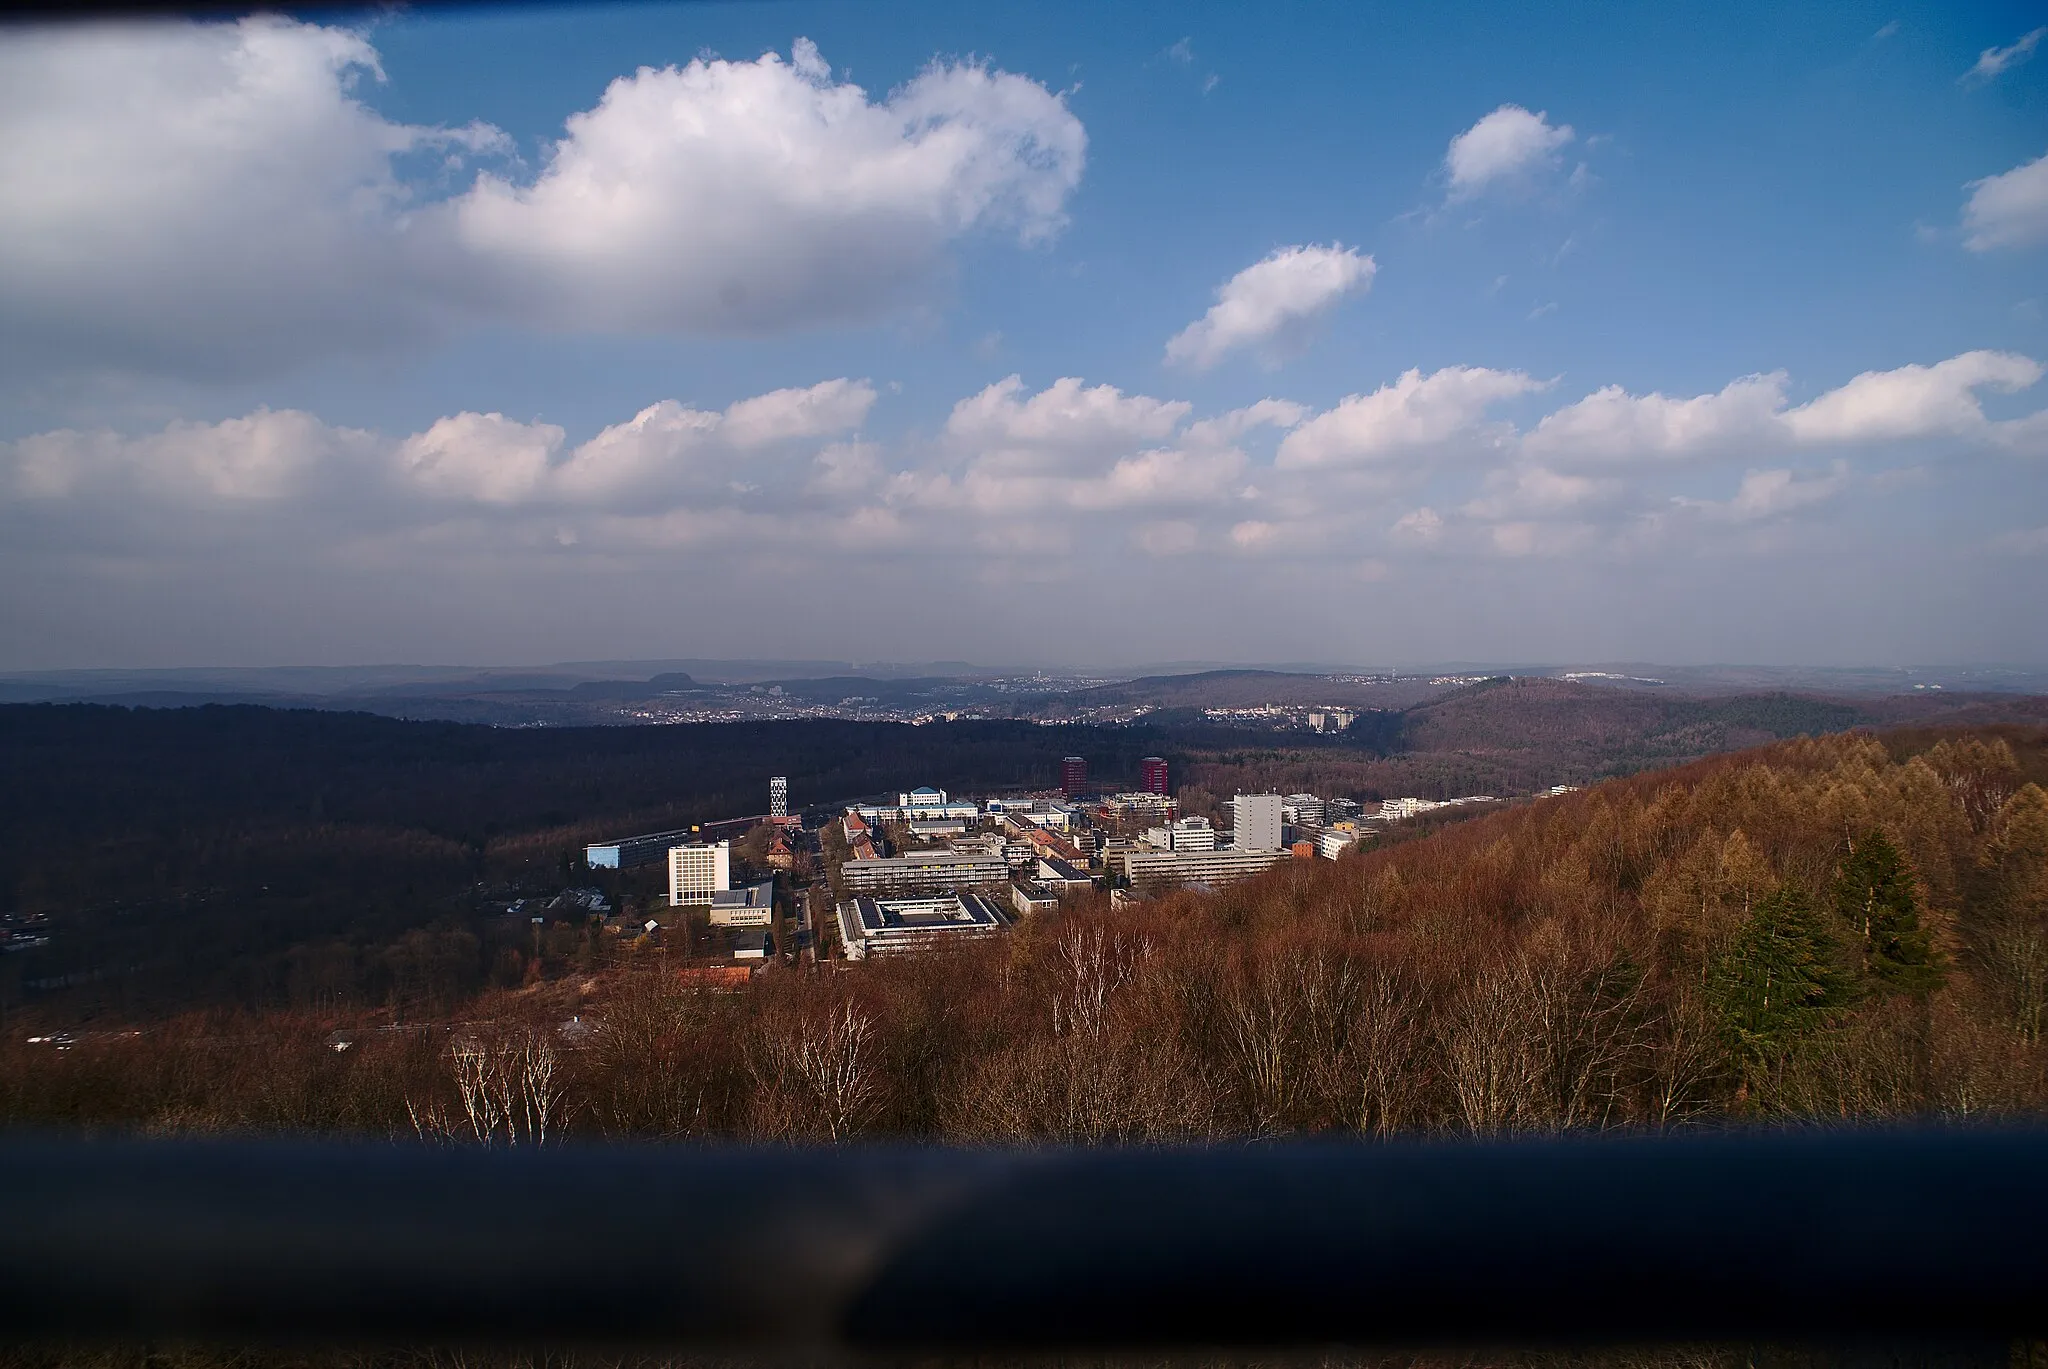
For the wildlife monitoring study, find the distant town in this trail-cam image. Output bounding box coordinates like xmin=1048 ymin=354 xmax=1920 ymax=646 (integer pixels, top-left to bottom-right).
xmin=573 ymin=757 xmax=1577 ymax=974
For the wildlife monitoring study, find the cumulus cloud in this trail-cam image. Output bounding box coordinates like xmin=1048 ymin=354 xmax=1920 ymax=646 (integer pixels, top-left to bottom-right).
xmin=1444 ymin=104 xmax=1575 ymax=196
xmin=6 ymin=379 xmax=875 ymax=522
xmin=944 ymin=376 xmax=1189 ymax=463
xmin=1784 ymin=351 xmax=2041 ymax=442
xmin=5 ymin=352 xmax=2041 ymax=605
xmin=1276 ymin=366 xmax=1544 ymax=469
xmin=1679 ymin=463 xmax=1852 ymax=522
xmin=1962 ymin=151 xmax=2048 ymax=251
xmin=1963 ymin=27 xmax=2046 ymax=85
xmin=0 ymin=19 xmax=1086 ymax=380
xmin=1526 ymin=351 xmax=2043 ymax=463
xmin=451 ymin=40 xmax=1085 ymax=333
xmin=1164 ymin=244 xmax=1376 ymax=369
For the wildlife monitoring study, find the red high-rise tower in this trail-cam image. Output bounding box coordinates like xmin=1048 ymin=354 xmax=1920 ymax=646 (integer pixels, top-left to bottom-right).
xmin=1060 ymin=755 xmax=1088 ymax=797
xmin=1140 ymin=756 xmax=1169 ymax=796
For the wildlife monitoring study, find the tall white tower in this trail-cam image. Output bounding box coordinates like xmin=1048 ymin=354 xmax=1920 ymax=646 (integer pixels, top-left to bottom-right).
xmin=1231 ymin=793 xmax=1284 ymax=852
xmin=769 ymin=776 xmax=788 ymax=819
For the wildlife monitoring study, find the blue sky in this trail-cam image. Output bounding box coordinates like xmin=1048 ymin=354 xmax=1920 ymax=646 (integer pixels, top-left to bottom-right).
xmin=0 ymin=0 xmax=2043 ymax=669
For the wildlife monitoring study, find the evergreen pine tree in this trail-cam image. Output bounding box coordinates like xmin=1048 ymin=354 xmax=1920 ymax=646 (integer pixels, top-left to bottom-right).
xmin=1834 ymin=830 xmax=1942 ymax=996
xmin=1708 ymin=884 xmax=1850 ymax=1091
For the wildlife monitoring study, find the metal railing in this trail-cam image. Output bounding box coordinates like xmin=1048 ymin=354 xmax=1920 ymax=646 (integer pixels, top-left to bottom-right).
xmin=2 ymin=1128 xmax=2045 ymax=1351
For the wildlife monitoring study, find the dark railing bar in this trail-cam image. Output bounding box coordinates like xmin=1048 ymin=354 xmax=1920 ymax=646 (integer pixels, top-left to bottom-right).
xmin=2 ymin=1129 xmax=2045 ymax=1350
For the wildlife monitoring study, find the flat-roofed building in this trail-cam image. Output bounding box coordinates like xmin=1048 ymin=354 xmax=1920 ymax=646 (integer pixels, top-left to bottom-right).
xmin=1117 ymin=845 xmax=1290 ymax=889
xmin=836 ymin=893 xmax=1015 ymax=960
xmin=1282 ymin=793 xmax=1326 ymax=827
xmin=1231 ymin=793 xmax=1285 ymax=852
xmin=1103 ymin=791 xmax=1178 ymax=821
xmin=587 ymin=828 xmax=697 ymax=870
xmin=1036 ymin=856 xmax=1094 ymax=892
xmin=1011 ymin=883 xmax=1059 ymax=917
xmin=1140 ymin=756 xmax=1169 ymax=796
xmin=769 ymin=776 xmax=788 ymax=819
xmin=668 ymin=840 xmax=732 ymax=907
xmin=708 ymin=877 xmax=775 ymax=927
xmin=1142 ymin=816 xmax=1217 ymax=852
xmin=840 ymin=850 xmax=1009 ymax=896
xmin=729 ymin=929 xmax=772 ymax=960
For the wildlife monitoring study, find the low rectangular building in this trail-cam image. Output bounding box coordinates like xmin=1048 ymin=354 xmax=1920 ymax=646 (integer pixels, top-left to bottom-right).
xmin=708 ymin=878 xmax=775 ymax=927
xmin=1011 ymin=882 xmax=1059 ymax=916
xmin=1117 ymin=846 xmax=1291 ymax=889
xmin=836 ymin=893 xmax=1015 ymax=960
xmin=840 ymin=850 xmax=1010 ymax=896
xmin=587 ymin=828 xmax=697 ymax=870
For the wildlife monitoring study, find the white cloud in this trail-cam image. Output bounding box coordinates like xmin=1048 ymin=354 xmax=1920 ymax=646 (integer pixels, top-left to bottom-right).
xmin=1444 ymin=105 xmax=1574 ymax=196
xmin=398 ymin=412 xmax=564 ymax=505
xmin=1164 ymin=244 xmax=1376 ymax=369
xmin=451 ymin=41 xmax=1086 ymax=333
xmin=1963 ymin=27 xmax=2046 ymax=84
xmin=1680 ymin=463 xmax=1851 ymax=522
xmin=1784 ymin=350 xmax=2041 ymax=442
xmin=719 ymin=379 xmax=878 ymax=448
xmin=1526 ymin=351 xmax=2043 ymax=463
xmin=1276 ymin=366 xmax=1544 ymax=469
xmin=6 ymin=378 xmax=874 ymax=519
xmin=1461 ymin=464 xmax=1618 ymax=521
xmin=945 ymin=376 xmax=1189 ymax=461
xmin=1962 ymin=151 xmax=2048 ymax=251
xmin=7 ymin=408 xmax=380 ymax=502
xmin=7 ymin=353 xmax=2041 ymax=589
xmin=0 ymin=20 xmax=1086 ymax=380
xmin=1525 ymin=373 xmax=1791 ymax=462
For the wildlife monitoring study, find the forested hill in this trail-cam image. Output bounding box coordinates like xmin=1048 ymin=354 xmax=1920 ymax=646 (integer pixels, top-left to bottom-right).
xmin=1395 ymin=676 xmax=2046 ymax=765
xmin=5 ymin=725 xmax=2048 ymax=1140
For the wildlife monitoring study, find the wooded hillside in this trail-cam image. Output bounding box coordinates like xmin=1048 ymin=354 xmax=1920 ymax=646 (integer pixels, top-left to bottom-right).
xmin=7 ymin=725 xmax=2046 ymax=1139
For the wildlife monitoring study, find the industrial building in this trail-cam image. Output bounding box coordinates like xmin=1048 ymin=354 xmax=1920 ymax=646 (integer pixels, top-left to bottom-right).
xmin=1231 ymin=793 xmax=1285 ymax=852
xmin=586 ymin=828 xmax=697 ymax=870
xmin=668 ymin=840 xmax=732 ymax=907
xmin=839 ymin=850 xmax=1009 ymax=896
xmin=1117 ymin=846 xmax=1291 ymax=889
xmin=708 ymin=878 xmax=775 ymax=927
xmin=835 ymin=893 xmax=1015 ymax=960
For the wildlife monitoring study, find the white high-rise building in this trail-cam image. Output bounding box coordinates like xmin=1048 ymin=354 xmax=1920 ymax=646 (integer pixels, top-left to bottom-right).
xmin=769 ymin=776 xmax=788 ymax=819
xmin=668 ymin=840 xmax=732 ymax=907
xmin=1230 ymin=793 xmax=1284 ymax=852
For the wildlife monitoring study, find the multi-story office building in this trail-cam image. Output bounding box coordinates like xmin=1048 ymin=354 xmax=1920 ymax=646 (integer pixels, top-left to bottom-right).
xmin=586 ymin=828 xmax=697 ymax=870
xmin=835 ymin=893 xmax=1015 ymax=959
xmin=839 ymin=850 xmax=1009 ymax=897
xmin=1117 ymin=846 xmax=1290 ymax=889
xmin=1061 ymin=756 xmax=1088 ymax=797
xmin=1282 ymin=793 xmax=1326 ymax=827
xmin=769 ymin=776 xmax=788 ymax=819
xmin=1140 ymin=756 xmax=1170 ymax=796
xmin=1142 ymin=816 xmax=1217 ymax=852
xmin=1231 ymin=793 xmax=1285 ymax=852
xmin=668 ymin=840 xmax=732 ymax=907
